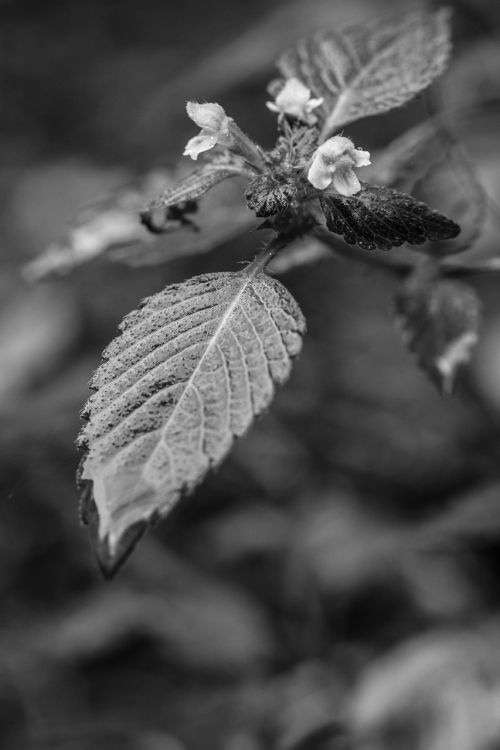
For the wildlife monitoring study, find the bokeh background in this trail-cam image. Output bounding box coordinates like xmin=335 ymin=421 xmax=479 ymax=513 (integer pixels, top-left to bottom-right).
xmin=2 ymin=0 xmax=500 ymax=748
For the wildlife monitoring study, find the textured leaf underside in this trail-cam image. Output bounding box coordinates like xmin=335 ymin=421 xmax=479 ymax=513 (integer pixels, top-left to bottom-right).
xmin=79 ymin=269 xmax=305 ymax=556
xmin=278 ymin=9 xmax=451 ymax=139
xmin=319 ymin=185 xmax=460 ymax=251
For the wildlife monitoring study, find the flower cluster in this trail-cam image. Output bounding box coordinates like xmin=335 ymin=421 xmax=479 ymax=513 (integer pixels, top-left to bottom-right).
xmin=182 ymin=82 xmax=370 ymax=207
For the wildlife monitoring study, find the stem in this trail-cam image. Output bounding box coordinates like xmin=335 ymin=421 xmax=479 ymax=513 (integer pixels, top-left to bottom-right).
xmin=226 ymin=119 xmax=266 ymax=171
xmin=245 ymin=236 xmax=289 ymax=276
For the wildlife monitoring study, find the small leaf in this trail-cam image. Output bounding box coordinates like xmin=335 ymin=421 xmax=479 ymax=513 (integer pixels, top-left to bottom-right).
xmin=319 ymin=185 xmax=460 ymax=251
xmin=395 ymin=266 xmax=482 ymax=394
xmin=278 ymin=9 xmax=451 ymax=139
xmin=141 ymin=162 xmax=249 ymax=233
xmin=78 ymin=267 xmax=306 ymax=564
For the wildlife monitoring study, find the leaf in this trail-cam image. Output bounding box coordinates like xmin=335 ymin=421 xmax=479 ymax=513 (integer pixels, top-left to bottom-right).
xmin=424 ymin=482 xmax=500 ymax=542
xmin=115 ymin=177 xmax=257 ymax=269
xmin=350 ymin=626 xmax=500 ymax=750
xmin=24 ymin=583 xmax=275 ymax=673
xmin=319 ymin=185 xmax=460 ymax=251
xmin=369 ymin=119 xmax=487 ymax=258
xmin=366 ymin=119 xmax=443 ymax=192
xmin=264 ymin=662 xmax=342 ymax=750
xmin=22 ymin=168 xmax=174 ymax=281
xmin=278 ymin=9 xmax=452 ymax=140
xmin=0 ymin=286 xmax=79 ymax=408
xmin=140 ymin=162 xmax=249 ymax=234
xmin=78 ymin=267 xmax=305 ymax=563
xmin=411 ymin=141 xmax=487 ymax=258
xmin=23 ymin=168 xmax=256 ymax=277
xmin=395 ymin=266 xmax=482 ymax=394
xmin=442 ymin=38 xmax=500 ymax=113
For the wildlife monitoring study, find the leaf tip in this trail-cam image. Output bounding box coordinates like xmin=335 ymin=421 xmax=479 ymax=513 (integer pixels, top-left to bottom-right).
xmin=94 ymin=520 xmax=149 ymax=579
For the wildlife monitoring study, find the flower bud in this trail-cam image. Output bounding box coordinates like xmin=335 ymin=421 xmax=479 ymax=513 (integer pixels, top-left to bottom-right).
xmin=183 ymin=100 xmax=264 ymax=166
xmin=186 ymin=101 xmax=229 ymax=132
xmin=266 ymin=77 xmax=323 ymax=124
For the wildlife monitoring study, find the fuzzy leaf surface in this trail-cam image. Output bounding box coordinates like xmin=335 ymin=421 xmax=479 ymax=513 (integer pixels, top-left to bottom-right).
xmin=278 ymin=9 xmax=451 ymax=139
xmin=78 ymin=268 xmax=305 ymax=560
xmin=319 ymin=185 xmax=460 ymax=251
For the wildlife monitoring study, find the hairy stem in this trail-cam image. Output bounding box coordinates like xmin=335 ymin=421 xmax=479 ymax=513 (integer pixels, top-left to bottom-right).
xmin=245 ymin=236 xmax=289 ymax=275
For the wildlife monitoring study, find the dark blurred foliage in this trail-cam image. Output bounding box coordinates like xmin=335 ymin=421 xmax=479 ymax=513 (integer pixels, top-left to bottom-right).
xmin=2 ymin=0 xmax=500 ymax=749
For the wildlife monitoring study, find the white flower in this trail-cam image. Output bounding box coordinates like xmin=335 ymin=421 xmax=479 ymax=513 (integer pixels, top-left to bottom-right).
xmin=183 ymin=101 xmax=231 ymax=160
xmin=266 ymin=78 xmax=323 ymax=124
xmin=307 ymin=136 xmax=371 ymax=195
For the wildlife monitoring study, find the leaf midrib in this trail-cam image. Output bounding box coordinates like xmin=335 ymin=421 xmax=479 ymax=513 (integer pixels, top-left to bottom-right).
xmin=319 ymin=12 xmax=441 ymax=140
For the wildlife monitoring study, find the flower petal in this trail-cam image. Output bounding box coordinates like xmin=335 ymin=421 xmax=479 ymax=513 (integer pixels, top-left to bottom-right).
xmin=318 ymin=136 xmax=356 ymax=162
xmin=182 ymin=133 xmax=217 ymax=160
xmin=307 ymin=97 xmax=324 ymax=113
xmin=307 ymin=136 xmax=370 ymax=191
xmin=268 ymin=77 xmax=323 ymax=123
xmin=186 ymin=101 xmax=227 ymax=131
xmin=352 ymin=149 xmax=371 ymax=167
xmin=332 ymin=166 xmax=361 ymax=196
xmin=276 ymin=78 xmax=312 ymax=109
xmin=307 ymin=154 xmax=333 ymax=190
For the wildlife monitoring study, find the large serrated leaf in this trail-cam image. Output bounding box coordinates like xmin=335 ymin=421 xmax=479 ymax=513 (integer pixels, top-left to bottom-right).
xmin=278 ymin=9 xmax=451 ymax=140
xmin=78 ymin=267 xmax=305 ymax=563
xmin=319 ymin=185 xmax=460 ymax=251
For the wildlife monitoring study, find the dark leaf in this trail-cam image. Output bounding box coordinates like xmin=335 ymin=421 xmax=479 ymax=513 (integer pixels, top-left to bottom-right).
xmin=319 ymin=185 xmax=460 ymax=251
xmin=245 ymin=173 xmax=297 ymax=218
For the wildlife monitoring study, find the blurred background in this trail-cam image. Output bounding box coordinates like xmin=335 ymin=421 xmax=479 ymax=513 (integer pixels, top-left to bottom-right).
xmin=2 ymin=0 xmax=500 ymax=748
